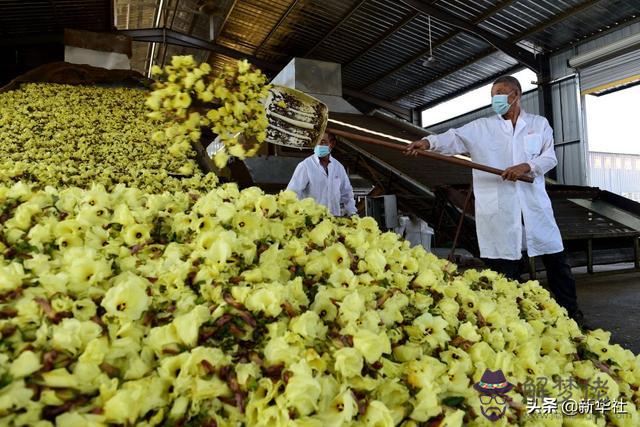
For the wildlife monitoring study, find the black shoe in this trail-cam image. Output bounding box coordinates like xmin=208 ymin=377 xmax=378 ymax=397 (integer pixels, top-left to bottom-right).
xmin=570 ymin=310 xmax=592 ymax=331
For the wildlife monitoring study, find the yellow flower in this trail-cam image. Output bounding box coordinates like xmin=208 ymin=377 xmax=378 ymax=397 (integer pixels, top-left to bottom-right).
xmin=365 ymin=248 xmax=387 ymax=276
xmin=328 ymin=268 xmax=357 ymax=289
xmin=51 ymin=318 xmax=102 ymax=354
xmin=410 ymin=386 xmax=441 ymax=422
xmin=173 ymin=305 xmax=210 ymax=346
xmin=237 ymin=59 xmax=251 ymax=73
xmin=320 ymin=390 xmax=357 ymax=426
xmin=468 ymin=342 xmax=497 ymax=366
xmin=339 ymin=291 xmax=365 ymax=324
xmin=214 ymin=85 xmax=230 ymax=100
xmin=54 ymin=412 xmax=107 ymax=426
xmin=334 ymin=348 xmax=364 ymax=378
xmin=68 ymin=256 xmax=111 ymax=293
xmin=111 ymin=203 xmax=136 ymax=226
xmin=42 ymin=368 xmax=79 ymax=388
xmin=264 ymin=336 xmax=301 ymax=366
xmin=9 ymin=351 xmax=42 ymax=378
xmin=458 ymin=321 xmax=481 ymax=342
xmin=325 ymin=243 xmax=351 ymax=271
xmin=6 ymin=202 xmax=40 ymax=230
xmin=246 ymin=285 xmax=284 ymax=317
xmin=285 ymin=372 xmax=322 ymax=416
xmin=103 ymin=386 xmax=143 ymax=424
xmin=409 ymin=313 xmax=450 ymax=348
xmin=101 ymin=272 xmax=150 ymax=321
xmin=308 ymin=220 xmax=334 ymax=246
xmin=171 ymin=55 xmax=195 ymax=68
xmin=145 ymin=324 xmax=179 ymax=355
xmin=311 ymin=294 xmax=338 ymax=321
xmin=363 ymin=400 xmax=394 ymax=427
xmin=303 ymin=251 xmax=330 ymax=277
xmin=375 ymin=379 xmax=410 ymax=408
xmin=290 ymin=311 xmax=327 ymax=340
xmin=0 ymin=262 xmax=25 ymax=292
xmin=353 ymin=330 xmax=391 ymax=364
xmin=572 ymin=360 xmax=597 ymax=380
xmin=122 ymin=223 xmax=151 ymax=246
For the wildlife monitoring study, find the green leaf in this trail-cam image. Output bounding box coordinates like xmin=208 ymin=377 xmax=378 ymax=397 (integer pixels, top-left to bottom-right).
xmin=0 ymin=372 xmax=13 ymax=388
xmin=577 ymin=343 xmax=600 ymax=361
xmin=442 ymin=396 xmax=465 ymax=407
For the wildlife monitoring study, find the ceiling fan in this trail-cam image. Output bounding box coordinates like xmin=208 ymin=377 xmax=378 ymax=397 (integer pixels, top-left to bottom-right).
xmin=421 ymin=16 xmax=438 ymax=67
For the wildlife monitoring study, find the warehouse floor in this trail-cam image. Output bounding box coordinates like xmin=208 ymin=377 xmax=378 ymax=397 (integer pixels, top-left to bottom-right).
xmin=538 ymin=264 xmax=640 ymax=354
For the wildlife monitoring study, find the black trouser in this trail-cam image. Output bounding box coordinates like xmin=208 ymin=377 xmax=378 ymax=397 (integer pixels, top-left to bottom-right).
xmin=483 ymin=251 xmax=579 ymax=316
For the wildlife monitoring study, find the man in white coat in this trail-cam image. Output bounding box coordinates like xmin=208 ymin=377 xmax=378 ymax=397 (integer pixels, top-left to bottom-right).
xmin=287 ymin=132 xmax=357 ymax=217
xmin=405 ymin=76 xmax=585 ymax=326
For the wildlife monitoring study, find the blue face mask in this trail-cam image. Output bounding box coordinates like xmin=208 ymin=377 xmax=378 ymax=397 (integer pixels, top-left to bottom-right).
xmin=314 ymin=145 xmax=331 ymax=158
xmin=491 ymin=92 xmax=515 ymax=115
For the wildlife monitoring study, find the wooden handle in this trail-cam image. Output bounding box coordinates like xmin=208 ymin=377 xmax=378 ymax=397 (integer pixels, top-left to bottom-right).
xmin=327 ymin=127 xmax=535 ymax=184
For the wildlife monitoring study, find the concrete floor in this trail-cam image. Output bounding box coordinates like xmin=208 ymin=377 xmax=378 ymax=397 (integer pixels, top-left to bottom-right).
xmin=539 ymin=264 xmax=640 ymax=354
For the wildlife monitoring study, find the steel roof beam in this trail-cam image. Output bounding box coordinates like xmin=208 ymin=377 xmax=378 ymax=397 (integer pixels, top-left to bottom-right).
xmin=408 ymin=0 xmax=605 ymax=109
xmin=304 ymin=0 xmax=368 ymax=57
xmin=358 ymin=0 xmax=516 ymax=92
xmin=253 ymin=0 xmax=301 ymax=55
xmin=510 ymin=0 xmax=605 ymax=42
xmin=219 ymin=0 xmax=239 ymax=32
xmin=343 ymin=10 xmax=419 ymax=68
xmin=118 ymin=28 xmax=280 ymax=71
xmin=398 ymin=0 xmax=538 ymax=72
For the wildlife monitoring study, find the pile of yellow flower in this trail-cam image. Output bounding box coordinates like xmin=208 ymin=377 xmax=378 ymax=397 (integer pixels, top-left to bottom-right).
xmin=1 ymin=181 xmax=639 ymax=426
xmin=0 ymin=83 xmax=218 ymax=193
xmin=147 ymin=56 xmax=270 ymax=169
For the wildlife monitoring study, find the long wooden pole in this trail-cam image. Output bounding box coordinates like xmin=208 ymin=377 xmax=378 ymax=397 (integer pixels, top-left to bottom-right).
xmin=327 ymin=127 xmax=534 ymax=184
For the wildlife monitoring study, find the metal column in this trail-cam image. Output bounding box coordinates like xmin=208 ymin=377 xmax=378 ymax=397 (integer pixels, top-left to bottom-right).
xmin=411 ymin=108 xmax=422 ymax=128
xmin=537 ymin=54 xmax=556 ymax=180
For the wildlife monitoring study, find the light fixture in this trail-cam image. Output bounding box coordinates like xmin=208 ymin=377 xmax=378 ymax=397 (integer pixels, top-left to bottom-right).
xmin=569 ymin=31 xmax=640 ymax=69
xmin=421 ymin=15 xmax=438 ymax=66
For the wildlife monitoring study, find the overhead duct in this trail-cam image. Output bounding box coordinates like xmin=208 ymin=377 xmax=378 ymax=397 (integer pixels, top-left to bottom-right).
xmin=64 ymin=29 xmax=132 ymax=70
xmin=270 ymin=57 xmax=362 ymax=114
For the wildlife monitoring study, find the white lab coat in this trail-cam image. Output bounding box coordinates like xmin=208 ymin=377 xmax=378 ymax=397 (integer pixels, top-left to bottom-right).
xmin=426 ymin=110 xmax=563 ymax=260
xmin=287 ymin=154 xmax=357 ymax=216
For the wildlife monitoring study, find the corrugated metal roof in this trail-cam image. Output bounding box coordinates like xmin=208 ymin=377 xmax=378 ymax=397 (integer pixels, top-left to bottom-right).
xmin=0 ymin=0 xmax=111 ymax=35
xmin=433 ymin=0 xmax=502 ymax=22
xmin=31 ymin=0 xmax=637 ymax=114
xmin=308 ymin=0 xmax=416 ymax=65
xmin=525 ymin=0 xmax=640 ymax=50
xmin=342 ymin=13 xmax=457 ymax=89
xmin=365 ymin=32 xmax=494 ymax=101
xmin=210 ymin=0 xmax=639 ymax=112
xmin=398 ymin=51 xmax=519 ymax=108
